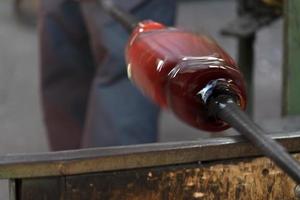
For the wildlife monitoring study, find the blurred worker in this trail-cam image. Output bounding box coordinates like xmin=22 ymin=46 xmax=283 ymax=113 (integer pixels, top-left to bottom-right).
xmin=39 ymin=0 xmax=176 ymax=150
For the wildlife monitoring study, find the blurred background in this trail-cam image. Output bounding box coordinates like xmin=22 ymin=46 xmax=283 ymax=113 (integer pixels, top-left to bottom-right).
xmin=0 ymin=0 xmax=292 ymax=198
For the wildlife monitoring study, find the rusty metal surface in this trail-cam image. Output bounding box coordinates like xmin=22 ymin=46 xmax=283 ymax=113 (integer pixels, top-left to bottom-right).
xmin=0 ymin=132 xmax=300 ymax=179
xmin=19 ymin=154 xmax=300 ymax=200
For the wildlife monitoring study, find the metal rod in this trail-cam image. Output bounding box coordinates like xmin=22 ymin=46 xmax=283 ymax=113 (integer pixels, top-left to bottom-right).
xmin=208 ymin=95 xmax=300 ymax=183
xmin=98 ymin=0 xmax=139 ymax=32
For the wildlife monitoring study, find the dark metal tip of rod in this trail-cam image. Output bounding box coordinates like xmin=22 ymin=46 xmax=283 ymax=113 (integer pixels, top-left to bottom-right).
xmin=207 ymin=94 xmax=300 ymax=183
xmin=99 ymin=0 xmax=139 ymax=32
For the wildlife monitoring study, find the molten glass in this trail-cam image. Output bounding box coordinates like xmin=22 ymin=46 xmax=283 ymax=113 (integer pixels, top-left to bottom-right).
xmin=126 ymin=21 xmax=247 ymax=131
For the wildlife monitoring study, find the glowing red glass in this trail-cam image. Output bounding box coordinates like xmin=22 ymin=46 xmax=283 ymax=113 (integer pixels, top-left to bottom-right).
xmin=126 ymin=21 xmax=247 ymax=131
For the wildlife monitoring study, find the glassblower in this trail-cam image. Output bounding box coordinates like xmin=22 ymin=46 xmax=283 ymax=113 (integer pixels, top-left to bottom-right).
xmin=99 ymin=0 xmax=300 ymax=183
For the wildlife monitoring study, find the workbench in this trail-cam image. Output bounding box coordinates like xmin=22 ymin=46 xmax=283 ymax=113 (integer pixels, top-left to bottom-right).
xmin=2 ymin=132 xmax=300 ymax=199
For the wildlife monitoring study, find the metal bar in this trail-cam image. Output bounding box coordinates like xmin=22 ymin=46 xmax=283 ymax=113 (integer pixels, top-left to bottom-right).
xmin=238 ymin=33 xmax=255 ymax=116
xmin=98 ymin=0 xmax=138 ymax=32
xmin=237 ymin=0 xmax=255 ymax=116
xmin=0 ymin=132 xmax=300 ymax=179
xmin=282 ymin=0 xmax=300 ymax=115
xmin=209 ymin=95 xmax=300 ymax=183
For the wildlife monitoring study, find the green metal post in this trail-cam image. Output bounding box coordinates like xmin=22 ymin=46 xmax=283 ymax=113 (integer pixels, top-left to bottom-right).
xmin=282 ymin=0 xmax=300 ymax=115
